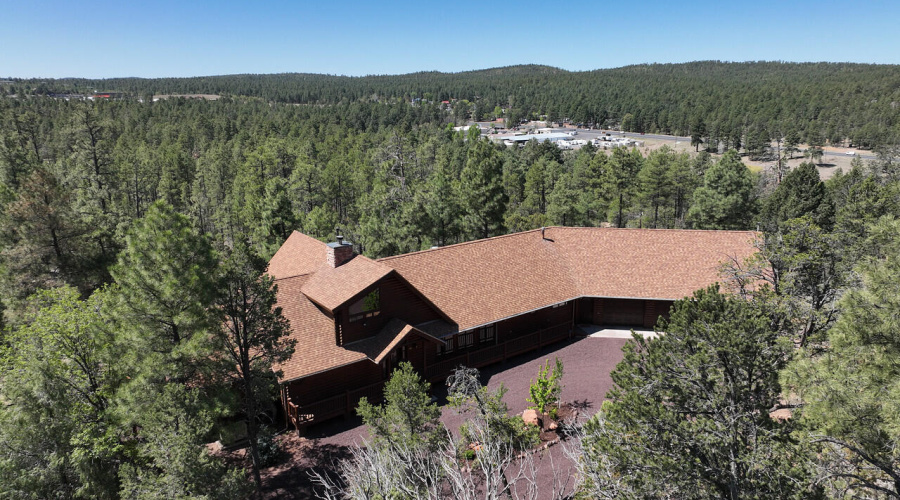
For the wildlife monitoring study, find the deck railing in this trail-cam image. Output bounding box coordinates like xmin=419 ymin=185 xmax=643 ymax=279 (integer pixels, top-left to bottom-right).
xmin=286 ymin=380 xmax=385 ymax=434
xmin=424 ymin=322 xmax=572 ymax=380
xmin=287 ymin=321 xmax=573 ymax=432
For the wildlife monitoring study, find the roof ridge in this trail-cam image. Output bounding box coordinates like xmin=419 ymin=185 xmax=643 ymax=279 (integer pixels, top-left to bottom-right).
xmin=291 ymin=229 xmax=330 ymax=246
xmin=378 ymin=227 xmax=546 ymax=262
xmin=272 ymin=272 xmax=314 ymax=283
xmin=557 ymin=226 xmax=759 ymax=234
xmin=378 ymin=226 xmax=759 ymax=263
xmin=353 ymin=253 xmax=395 ymax=269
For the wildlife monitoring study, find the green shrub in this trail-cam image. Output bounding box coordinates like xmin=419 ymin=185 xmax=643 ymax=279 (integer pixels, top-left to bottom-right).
xmin=256 ymin=426 xmax=282 ymax=467
xmin=526 ymin=358 xmax=564 ymax=416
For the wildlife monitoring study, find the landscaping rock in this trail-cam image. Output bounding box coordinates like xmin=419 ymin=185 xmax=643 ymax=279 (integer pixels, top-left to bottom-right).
xmin=548 ymin=421 xmax=558 ymax=431
xmin=522 ymin=409 xmax=542 ymax=427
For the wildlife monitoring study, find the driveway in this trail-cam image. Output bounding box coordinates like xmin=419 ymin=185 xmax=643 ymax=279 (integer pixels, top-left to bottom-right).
xmin=262 ymin=334 xmax=634 ymax=498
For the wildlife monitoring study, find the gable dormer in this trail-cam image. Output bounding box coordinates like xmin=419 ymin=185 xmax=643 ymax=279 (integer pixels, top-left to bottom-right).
xmin=335 ymin=270 xmax=452 ymax=345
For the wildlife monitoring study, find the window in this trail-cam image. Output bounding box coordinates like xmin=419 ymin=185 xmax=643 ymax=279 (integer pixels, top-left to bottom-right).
xmin=349 ymin=288 xmax=380 ymax=322
xmin=458 ymin=331 xmax=474 ymax=349
xmin=480 ymin=324 xmax=496 ymax=343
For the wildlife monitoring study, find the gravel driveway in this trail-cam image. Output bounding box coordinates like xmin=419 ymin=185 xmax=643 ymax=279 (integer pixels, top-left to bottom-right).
xmin=262 ymin=334 xmax=634 ymax=498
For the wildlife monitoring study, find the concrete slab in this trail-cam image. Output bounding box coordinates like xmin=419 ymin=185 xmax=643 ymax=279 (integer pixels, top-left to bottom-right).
xmin=577 ymin=324 xmax=660 ymax=339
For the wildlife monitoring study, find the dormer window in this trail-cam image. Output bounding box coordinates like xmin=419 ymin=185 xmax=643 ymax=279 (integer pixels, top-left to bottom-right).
xmin=349 ymin=288 xmax=380 ymax=322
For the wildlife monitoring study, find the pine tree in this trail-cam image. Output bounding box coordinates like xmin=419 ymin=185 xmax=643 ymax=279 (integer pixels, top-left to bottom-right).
xmin=109 ymin=200 xmax=218 ymax=385
xmin=687 ymin=150 xmax=757 ymax=229
xmin=214 ymin=239 xmax=294 ymax=488
xmin=577 ymin=286 xmax=812 ymax=499
xmin=786 ymin=218 xmax=900 ymax=497
xmin=459 ymin=139 xmax=507 ymax=239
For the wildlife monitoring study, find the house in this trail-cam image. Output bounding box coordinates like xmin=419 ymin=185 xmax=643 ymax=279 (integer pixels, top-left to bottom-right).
xmin=268 ymin=226 xmax=758 ymax=432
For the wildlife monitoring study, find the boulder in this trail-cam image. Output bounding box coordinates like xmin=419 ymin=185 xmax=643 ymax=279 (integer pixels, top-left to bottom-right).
xmin=548 ymin=421 xmax=558 ymax=431
xmin=522 ymin=409 xmax=542 ymax=427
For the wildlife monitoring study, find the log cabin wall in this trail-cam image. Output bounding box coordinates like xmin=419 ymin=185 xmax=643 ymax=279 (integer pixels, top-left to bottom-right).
xmin=590 ymin=298 xmax=676 ymax=329
xmin=494 ymin=301 xmax=574 ymax=344
xmin=337 ymin=273 xmax=444 ymax=345
xmin=286 ymin=359 xmax=381 ymax=404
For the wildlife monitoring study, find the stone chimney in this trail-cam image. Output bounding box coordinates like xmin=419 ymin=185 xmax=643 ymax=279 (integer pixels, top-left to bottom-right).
xmin=326 ymin=232 xmax=354 ymax=268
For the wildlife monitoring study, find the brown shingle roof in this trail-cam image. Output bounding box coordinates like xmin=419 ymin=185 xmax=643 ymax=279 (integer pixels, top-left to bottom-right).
xmin=267 ymin=231 xmax=328 ymax=280
xmin=271 ymin=227 xmax=759 ymax=381
xmin=273 ymin=275 xmax=367 ymax=382
xmin=549 ymin=227 xmax=758 ymax=299
xmin=379 ymin=230 xmax=579 ymax=331
xmin=380 ymin=227 xmax=758 ymax=330
xmin=300 ymin=256 xmax=394 ymax=312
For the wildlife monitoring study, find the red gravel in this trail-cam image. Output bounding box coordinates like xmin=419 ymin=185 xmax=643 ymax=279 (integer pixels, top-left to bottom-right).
xmin=260 ymin=335 xmax=631 ymax=498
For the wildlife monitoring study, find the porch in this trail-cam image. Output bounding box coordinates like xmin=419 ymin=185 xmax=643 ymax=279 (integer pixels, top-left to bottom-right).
xmin=282 ymin=321 xmax=574 ymax=434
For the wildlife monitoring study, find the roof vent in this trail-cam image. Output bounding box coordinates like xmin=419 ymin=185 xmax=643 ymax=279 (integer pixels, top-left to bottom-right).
xmin=541 ymin=227 xmax=554 ymax=242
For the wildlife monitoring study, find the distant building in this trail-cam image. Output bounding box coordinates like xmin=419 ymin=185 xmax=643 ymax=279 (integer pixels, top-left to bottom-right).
xmin=491 ymin=132 xmax=573 ymax=146
xmin=90 ymin=92 xmax=125 ymax=100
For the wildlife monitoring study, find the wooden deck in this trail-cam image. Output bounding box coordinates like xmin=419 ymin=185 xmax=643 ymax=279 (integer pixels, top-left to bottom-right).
xmin=286 ymin=380 xmax=386 ymax=434
xmin=424 ymin=322 xmax=572 ymax=381
xmin=285 ymin=322 xmax=573 ymax=433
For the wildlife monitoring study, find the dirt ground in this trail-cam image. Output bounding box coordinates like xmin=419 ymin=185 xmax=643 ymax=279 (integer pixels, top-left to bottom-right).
xmin=256 ymin=334 xmax=632 ymax=498
xmin=632 ymin=136 xmax=860 ymax=181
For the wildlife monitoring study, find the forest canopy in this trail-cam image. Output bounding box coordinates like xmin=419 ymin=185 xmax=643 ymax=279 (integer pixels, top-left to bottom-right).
xmin=4 ymin=61 xmax=900 ymax=148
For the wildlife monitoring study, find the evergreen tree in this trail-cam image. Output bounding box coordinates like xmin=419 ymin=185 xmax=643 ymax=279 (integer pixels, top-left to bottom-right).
xmin=117 ymin=384 xmax=250 ymax=499
xmin=459 ymin=139 xmax=507 ymax=239
xmin=109 ymin=200 xmax=218 ymax=385
xmin=214 ymin=239 xmax=294 ymax=488
xmin=357 ymin=361 xmax=443 ymax=455
xmin=601 ymin=147 xmax=642 ymax=227
xmin=577 ymin=286 xmax=812 ymax=499
xmin=761 ymin=162 xmax=833 ymax=232
xmin=786 ymin=218 xmax=900 ymax=497
xmin=690 ymin=116 xmax=706 ymax=152
xmin=687 ymin=150 xmax=757 ymax=229
xmin=0 ymin=286 xmax=122 ymax=499
xmin=636 ymin=146 xmax=675 ymax=228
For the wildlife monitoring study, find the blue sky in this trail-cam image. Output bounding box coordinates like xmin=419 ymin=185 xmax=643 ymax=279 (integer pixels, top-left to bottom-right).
xmin=2 ymin=0 xmax=898 ymax=78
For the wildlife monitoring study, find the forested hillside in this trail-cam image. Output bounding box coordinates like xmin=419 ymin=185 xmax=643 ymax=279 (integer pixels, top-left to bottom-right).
xmin=6 ymin=61 xmax=900 ymax=147
xmin=3 ymin=66 xmax=900 ymax=498
xmin=0 ymin=93 xmax=774 ymax=319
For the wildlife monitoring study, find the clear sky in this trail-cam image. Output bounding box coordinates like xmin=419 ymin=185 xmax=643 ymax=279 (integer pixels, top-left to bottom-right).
xmin=2 ymin=0 xmax=898 ymax=79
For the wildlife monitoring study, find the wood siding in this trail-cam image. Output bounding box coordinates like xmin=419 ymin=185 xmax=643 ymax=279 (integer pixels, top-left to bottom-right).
xmin=286 ymin=359 xmax=382 ymax=405
xmin=337 ymin=273 xmax=444 ymax=345
xmin=591 ymin=298 xmax=675 ymax=328
xmin=495 ymin=301 xmax=573 ymax=344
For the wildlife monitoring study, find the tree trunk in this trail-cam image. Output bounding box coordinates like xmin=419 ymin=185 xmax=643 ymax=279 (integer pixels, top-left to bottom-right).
xmin=617 ymin=192 xmax=624 ymax=228
xmin=245 ymin=378 xmax=263 ymax=489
